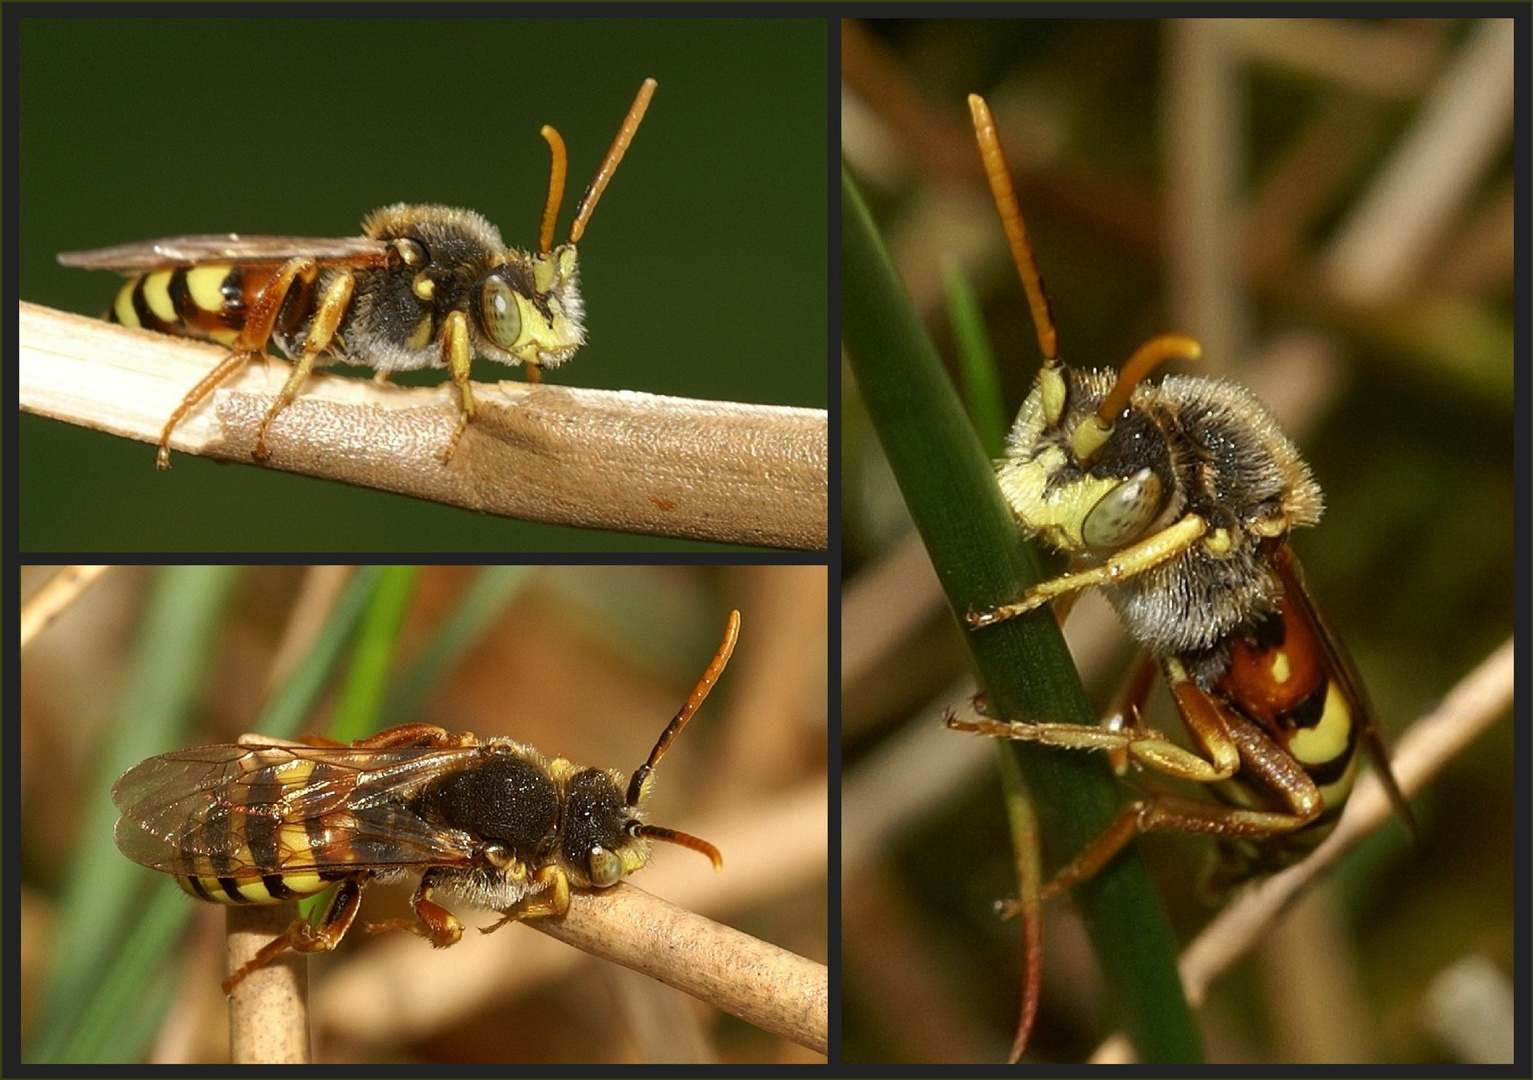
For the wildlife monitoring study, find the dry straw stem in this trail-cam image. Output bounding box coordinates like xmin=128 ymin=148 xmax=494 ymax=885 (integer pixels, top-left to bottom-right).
xmin=1089 ymin=635 xmax=1515 ymax=1064
xmin=20 ymin=565 xmax=111 ymax=650
xmin=535 ymin=883 xmax=829 ymax=1056
xmin=225 ymin=903 xmax=311 ymax=1064
xmin=19 ymin=302 xmax=827 ymax=550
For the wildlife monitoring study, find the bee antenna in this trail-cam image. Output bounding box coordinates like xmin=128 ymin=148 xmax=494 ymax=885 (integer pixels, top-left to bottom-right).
xmin=1071 ymin=333 xmax=1203 ymax=462
xmin=969 ymin=93 xmax=1057 ymax=365
xmin=570 ymin=78 xmax=656 ymax=245
xmin=627 ymin=609 xmax=740 ymax=807
xmin=633 ymin=824 xmax=723 ymax=871
xmin=538 ymin=125 xmax=568 ymax=255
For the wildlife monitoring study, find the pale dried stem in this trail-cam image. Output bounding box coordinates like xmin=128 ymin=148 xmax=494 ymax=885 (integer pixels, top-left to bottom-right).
xmin=20 ymin=565 xmax=112 ymax=650
xmin=226 ymin=904 xmax=311 ymax=1064
xmin=19 ymin=302 xmax=827 ymax=550
xmin=533 ymin=883 xmax=829 ymax=1056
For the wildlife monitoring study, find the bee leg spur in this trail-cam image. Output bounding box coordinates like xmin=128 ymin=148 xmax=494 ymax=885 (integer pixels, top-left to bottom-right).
xmin=365 ymin=870 xmax=465 ymax=949
xmin=222 ymin=874 xmax=367 ymax=994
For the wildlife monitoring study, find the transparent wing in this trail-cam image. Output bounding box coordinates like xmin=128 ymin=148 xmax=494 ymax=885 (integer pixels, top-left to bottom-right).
xmin=58 ymin=234 xmax=391 ymax=272
xmin=112 ymin=740 xmax=483 ymax=876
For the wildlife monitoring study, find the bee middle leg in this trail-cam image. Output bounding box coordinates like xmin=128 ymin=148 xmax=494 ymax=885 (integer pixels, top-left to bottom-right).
xmin=365 ymin=868 xmax=465 ymax=949
xmin=252 ymin=269 xmax=356 ymax=460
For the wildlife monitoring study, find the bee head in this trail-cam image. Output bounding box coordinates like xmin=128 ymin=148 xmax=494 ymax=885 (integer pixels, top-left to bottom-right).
xmin=996 ymin=337 xmax=1198 ymax=558
xmin=557 ymin=610 xmax=738 ymax=889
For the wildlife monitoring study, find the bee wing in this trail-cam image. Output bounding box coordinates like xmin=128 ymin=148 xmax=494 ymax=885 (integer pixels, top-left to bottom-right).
xmin=58 ymin=234 xmax=392 ymax=273
xmin=1273 ymin=545 xmax=1418 ymax=836
xmin=112 ymin=741 xmax=483 ymax=877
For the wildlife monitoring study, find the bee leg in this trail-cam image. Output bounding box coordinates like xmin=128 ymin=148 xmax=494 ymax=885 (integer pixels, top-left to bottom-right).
xmin=365 ymin=869 xmax=465 ymax=949
xmin=156 ymin=350 xmax=256 ymax=469
xmin=440 ymin=310 xmax=474 ymax=463
xmin=348 ymin=723 xmax=478 ymax=750
xmin=967 ymin=513 xmax=1209 ymax=628
xmin=253 ymin=270 xmax=355 ymax=461
xmin=1102 ymin=650 xmax=1161 ymax=775
xmin=480 ymin=865 xmax=572 ymax=934
xmin=156 ymin=256 xmax=316 ymax=468
xmin=1040 ymin=742 xmax=1323 ymax=900
xmin=222 ymin=873 xmax=367 ymax=994
xmin=524 ymin=359 xmax=543 ymax=384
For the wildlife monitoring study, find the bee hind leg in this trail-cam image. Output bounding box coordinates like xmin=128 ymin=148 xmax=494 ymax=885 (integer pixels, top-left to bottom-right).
xmin=222 ymin=873 xmax=366 ymax=994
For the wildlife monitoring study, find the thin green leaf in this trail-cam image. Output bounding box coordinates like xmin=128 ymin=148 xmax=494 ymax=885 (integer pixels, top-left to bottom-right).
xmin=843 ymin=163 xmax=1202 ymax=1063
xmin=943 ymin=257 xmax=1010 ymax=458
xmin=328 ymin=565 xmax=420 ymax=744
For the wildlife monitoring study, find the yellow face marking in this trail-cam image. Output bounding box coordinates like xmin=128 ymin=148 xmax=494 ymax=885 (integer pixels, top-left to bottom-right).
xmin=185 ymin=265 xmax=231 ymax=312
xmin=995 ymin=451 xmax=1121 ymax=552
xmin=1269 ymin=650 xmax=1291 ymax=685
xmin=142 ymin=269 xmax=177 ymax=323
xmin=1289 ymin=681 xmax=1353 ymax=766
xmin=113 ymin=280 xmax=141 ymax=326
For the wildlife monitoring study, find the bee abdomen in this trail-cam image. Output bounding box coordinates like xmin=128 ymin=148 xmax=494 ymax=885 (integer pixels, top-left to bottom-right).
xmin=109 ymin=264 xmax=296 ymax=348
xmin=175 ymin=868 xmax=347 ymax=905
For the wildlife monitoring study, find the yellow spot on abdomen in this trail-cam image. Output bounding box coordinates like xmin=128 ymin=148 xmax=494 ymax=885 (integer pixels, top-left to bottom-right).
xmin=1290 ymin=682 xmax=1352 ymax=766
xmin=142 ymin=270 xmax=177 ymax=323
xmin=113 ymin=280 xmax=141 ymax=326
xmin=185 ymin=265 xmax=232 ymax=312
xmin=1269 ymin=650 xmax=1291 ymax=684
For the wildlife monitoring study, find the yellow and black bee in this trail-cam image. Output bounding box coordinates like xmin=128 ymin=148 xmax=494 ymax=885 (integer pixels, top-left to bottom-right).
xmin=951 ymin=94 xmax=1415 ymax=896
xmin=113 ymin=608 xmax=735 ymax=994
xmin=60 ymin=79 xmax=655 ymax=468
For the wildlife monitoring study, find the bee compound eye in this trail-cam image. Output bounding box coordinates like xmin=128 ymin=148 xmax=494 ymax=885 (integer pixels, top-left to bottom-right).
xmin=1083 ymin=467 xmax=1164 ymax=550
xmin=394 ymin=237 xmax=427 ymax=267
xmin=479 ymin=276 xmax=522 ymax=348
xmin=587 ymin=847 xmax=622 ymax=888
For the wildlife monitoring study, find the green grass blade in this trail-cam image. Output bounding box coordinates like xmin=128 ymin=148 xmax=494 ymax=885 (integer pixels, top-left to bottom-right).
xmin=943 ymin=257 xmax=1010 ymax=459
xmin=843 ymin=163 xmax=1202 ymax=1063
xmin=30 ymin=565 xmax=241 ymax=1063
xmin=327 ymin=565 xmax=421 ymax=744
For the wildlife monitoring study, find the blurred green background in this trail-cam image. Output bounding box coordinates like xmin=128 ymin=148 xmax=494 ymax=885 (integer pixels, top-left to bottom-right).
xmin=842 ymin=17 xmax=1514 ymax=1064
xmin=20 ymin=17 xmax=827 ymax=551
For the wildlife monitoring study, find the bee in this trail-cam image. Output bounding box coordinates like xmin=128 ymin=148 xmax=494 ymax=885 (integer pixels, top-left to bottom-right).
xmin=60 ymin=79 xmax=656 ymax=469
xmin=112 ymin=609 xmax=737 ymax=994
xmin=947 ymin=95 xmax=1415 ymax=900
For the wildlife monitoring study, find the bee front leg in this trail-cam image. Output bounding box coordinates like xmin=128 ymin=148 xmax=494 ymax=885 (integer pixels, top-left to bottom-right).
xmin=222 ymin=873 xmax=367 ymax=994
xmin=365 ymin=868 xmax=464 ymax=949
xmin=480 ymin=865 xmax=572 ymax=934
xmin=440 ymin=310 xmax=474 ymax=463
xmin=967 ymin=513 xmax=1209 ymax=628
